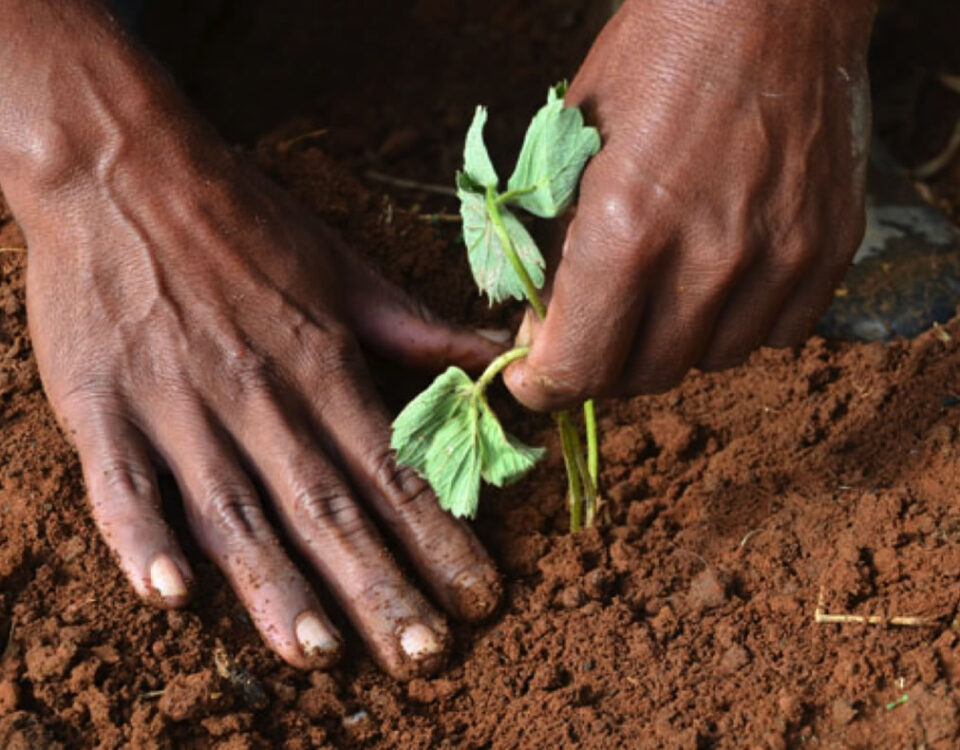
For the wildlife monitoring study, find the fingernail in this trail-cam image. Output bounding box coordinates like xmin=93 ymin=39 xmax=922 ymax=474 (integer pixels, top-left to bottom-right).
xmin=149 ymin=555 xmax=188 ymax=601
xmin=475 ymin=328 xmax=512 ymax=344
xmin=514 ymin=313 xmax=534 ymax=347
xmin=296 ymin=613 xmax=340 ymax=657
xmin=400 ymin=623 xmax=444 ymax=659
xmin=452 ymin=565 xmax=502 ymax=621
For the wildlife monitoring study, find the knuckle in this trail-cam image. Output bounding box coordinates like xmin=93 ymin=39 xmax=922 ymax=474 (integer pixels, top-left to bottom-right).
xmin=587 ymin=189 xmax=649 ymax=260
xmin=56 ymin=381 xmax=118 ymax=422
xmin=198 ymin=482 xmax=268 ymax=541
xmin=96 ymin=457 xmax=155 ymax=501
xmin=692 ymin=243 xmax=754 ymax=291
xmin=225 ymin=356 xmax=274 ymax=401
xmin=770 ymin=244 xmax=816 ymax=279
xmin=308 ymin=327 xmax=359 ymax=378
xmin=293 ymin=482 xmax=365 ymax=537
xmin=369 ymin=448 xmax=427 ymax=507
xmin=574 ymin=190 xmax=672 ymax=279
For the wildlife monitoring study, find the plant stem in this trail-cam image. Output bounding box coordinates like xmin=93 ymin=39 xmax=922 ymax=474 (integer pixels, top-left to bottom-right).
xmin=571 ymin=428 xmax=598 ymax=527
xmin=485 ymin=187 xmax=547 ymax=320
xmin=556 ymin=412 xmax=584 ymax=532
xmin=496 ymin=185 xmax=537 ymax=206
xmin=485 ymin=187 xmax=600 ymax=529
xmin=476 ymin=346 xmax=530 ymax=393
xmin=584 ymin=399 xmax=598 ymax=487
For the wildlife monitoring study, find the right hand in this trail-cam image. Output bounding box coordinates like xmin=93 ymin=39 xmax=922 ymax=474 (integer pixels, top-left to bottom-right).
xmin=0 ymin=0 xmax=503 ymax=680
xmin=505 ymin=0 xmax=876 ymax=410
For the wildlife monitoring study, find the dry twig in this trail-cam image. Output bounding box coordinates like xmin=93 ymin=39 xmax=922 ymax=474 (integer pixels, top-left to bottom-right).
xmin=417 ymin=212 xmax=462 ymax=223
xmin=274 ymin=127 xmax=329 ymax=152
xmin=814 ymin=588 xmax=937 ymax=628
xmin=911 ymin=74 xmax=960 ymax=179
xmin=364 ymin=170 xmax=457 ymax=197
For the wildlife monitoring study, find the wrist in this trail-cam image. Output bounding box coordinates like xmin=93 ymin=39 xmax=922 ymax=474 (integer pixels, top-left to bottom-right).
xmin=606 ymin=0 xmax=877 ymax=100
xmin=0 ymin=0 xmax=228 ymax=221
xmin=617 ymin=0 xmax=877 ymax=49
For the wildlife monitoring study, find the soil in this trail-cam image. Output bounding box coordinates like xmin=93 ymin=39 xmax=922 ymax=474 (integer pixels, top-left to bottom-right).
xmin=3 ymin=1 xmax=960 ymax=747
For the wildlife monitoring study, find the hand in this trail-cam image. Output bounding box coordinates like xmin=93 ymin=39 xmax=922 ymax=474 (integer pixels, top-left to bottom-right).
xmin=506 ymin=0 xmax=877 ymax=410
xmin=0 ymin=0 xmax=502 ymax=680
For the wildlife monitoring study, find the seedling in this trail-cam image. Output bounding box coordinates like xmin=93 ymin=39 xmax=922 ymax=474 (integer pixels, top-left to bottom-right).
xmin=884 ymin=694 xmax=909 ymax=711
xmin=391 ymin=84 xmax=602 ymax=530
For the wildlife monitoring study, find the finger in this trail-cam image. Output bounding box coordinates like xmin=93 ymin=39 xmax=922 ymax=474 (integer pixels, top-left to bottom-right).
xmin=333 ymin=244 xmax=508 ymax=372
xmin=308 ymin=353 xmax=502 ymax=623
xmin=63 ymin=396 xmax=192 ymax=607
xmin=223 ymin=387 xmax=450 ymax=680
xmin=764 ymin=249 xmax=856 ymax=348
xmin=616 ymin=230 xmax=756 ymax=394
xmin=153 ymin=402 xmax=342 ymax=669
xmin=696 ymin=247 xmax=811 ymax=371
xmin=765 ymin=157 xmax=866 ymax=347
xmin=504 ymin=161 xmax=666 ymax=411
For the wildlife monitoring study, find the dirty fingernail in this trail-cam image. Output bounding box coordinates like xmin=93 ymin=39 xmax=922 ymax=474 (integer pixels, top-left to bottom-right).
xmin=476 ymin=328 xmax=512 ymax=344
xmin=400 ymin=623 xmax=444 ymax=659
xmin=452 ymin=565 xmax=502 ymax=620
xmin=296 ymin=613 xmax=340 ymax=657
xmin=149 ymin=555 xmax=188 ymax=601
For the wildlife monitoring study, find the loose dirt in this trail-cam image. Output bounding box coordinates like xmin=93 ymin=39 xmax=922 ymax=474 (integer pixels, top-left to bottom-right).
xmin=3 ymin=1 xmax=960 ymax=747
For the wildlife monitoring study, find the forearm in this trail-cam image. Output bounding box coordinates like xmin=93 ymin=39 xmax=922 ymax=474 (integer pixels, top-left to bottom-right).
xmin=0 ymin=0 xmax=223 ymax=218
xmin=612 ymin=0 xmax=878 ymax=67
xmin=592 ymin=0 xmax=878 ymax=138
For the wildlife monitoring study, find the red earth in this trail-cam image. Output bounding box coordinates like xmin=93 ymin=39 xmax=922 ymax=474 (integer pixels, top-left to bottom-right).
xmin=3 ymin=1 xmax=960 ymax=747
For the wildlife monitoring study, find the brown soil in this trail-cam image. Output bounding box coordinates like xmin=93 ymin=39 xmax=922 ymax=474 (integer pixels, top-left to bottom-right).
xmin=3 ymin=1 xmax=960 ymax=747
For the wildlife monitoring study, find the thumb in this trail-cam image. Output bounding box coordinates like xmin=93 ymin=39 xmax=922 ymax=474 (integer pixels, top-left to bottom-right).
xmin=503 ymin=193 xmax=650 ymax=411
xmin=335 ymin=248 xmax=509 ymax=373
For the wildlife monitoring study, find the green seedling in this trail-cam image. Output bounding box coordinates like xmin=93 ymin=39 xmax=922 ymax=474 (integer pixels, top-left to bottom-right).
xmin=884 ymin=694 xmax=909 ymax=711
xmin=392 ymin=83 xmax=602 ymax=530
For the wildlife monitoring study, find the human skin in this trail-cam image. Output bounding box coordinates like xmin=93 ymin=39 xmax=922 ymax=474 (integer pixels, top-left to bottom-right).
xmin=1 ymin=0 xmax=878 ymax=679
xmin=0 ymin=0 xmax=507 ymax=680
xmin=506 ymin=0 xmax=879 ymax=410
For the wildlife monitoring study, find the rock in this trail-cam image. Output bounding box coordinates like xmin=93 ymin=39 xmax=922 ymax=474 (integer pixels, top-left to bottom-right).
xmin=648 ymin=412 xmax=696 ymax=457
xmin=626 ymin=500 xmax=657 ymax=530
xmin=831 ymin=698 xmax=857 ymax=726
xmin=557 ymin=585 xmax=585 ymax=610
xmin=719 ymin=645 xmax=750 ymax=674
xmin=688 ymin=568 xmax=729 ymax=612
xmin=24 ymin=641 xmax=77 ymax=683
xmin=582 ymin=567 xmax=613 ymax=600
xmin=601 ymin=425 xmax=648 ymax=465
xmin=296 ymin=685 xmax=343 ymax=720
xmin=158 ymin=670 xmax=220 ymax=722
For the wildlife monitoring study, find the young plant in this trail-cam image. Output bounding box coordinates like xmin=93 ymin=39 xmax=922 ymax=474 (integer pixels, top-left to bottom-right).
xmin=391 ymin=83 xmax=602 ymax=531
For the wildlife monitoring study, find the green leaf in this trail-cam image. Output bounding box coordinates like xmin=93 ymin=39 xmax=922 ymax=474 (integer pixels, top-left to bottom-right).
xmin=505 ymin=84 xmax=601 ymax=219
xmin=463 ymin=106 xmax=499 ymax=189
xmin=477 ymin=401 xmax=545 ymax=486
xmin=458 ymin=186 xmax=545 ymax=304
xmin=391 ymin=368 xmax=544 ymax=519
xmin=424 ymin=406 xmax=484 ymax=518
xmin=391 ymin=367 xmax=473 ymax=474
